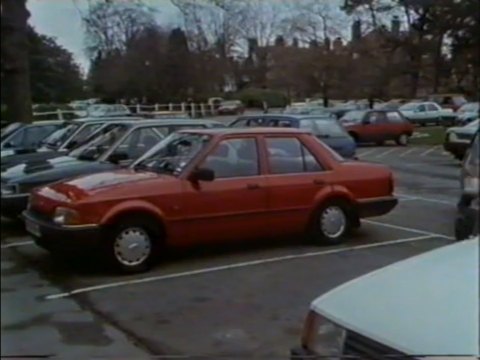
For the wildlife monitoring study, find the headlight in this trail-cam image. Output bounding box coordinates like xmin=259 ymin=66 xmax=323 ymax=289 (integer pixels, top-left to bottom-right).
xmin=464 ymin=176 xmax=479 ymax=196
xmin=301 ymin=310 xmax=346 ymax=356
xmin=53 ymin=207 xmax=80 ymax=225
xmin=448 ymin=132 xmax=458 ymax=142
xmin=1 ymin=183 xmax=18 ymax=196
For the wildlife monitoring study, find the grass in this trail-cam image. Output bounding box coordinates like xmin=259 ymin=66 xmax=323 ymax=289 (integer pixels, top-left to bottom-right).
xmin=410 ymin=126 xmax=447 ymax=146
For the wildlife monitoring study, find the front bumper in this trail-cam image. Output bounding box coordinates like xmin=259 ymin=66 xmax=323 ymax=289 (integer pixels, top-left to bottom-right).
xmin=22 ymin=210 xmax=103 ymax=254
xmin=357 ymin=197 xmax=398 ymax=218
xmin=1 ymin=194 xmax=29 ymax=218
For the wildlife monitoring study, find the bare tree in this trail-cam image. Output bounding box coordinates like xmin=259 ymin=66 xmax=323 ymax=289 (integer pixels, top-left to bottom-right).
xmin=1 ymin=0 xmax=32 ymax=122
xmin=82 ymin=0 xmax=157 ymax=58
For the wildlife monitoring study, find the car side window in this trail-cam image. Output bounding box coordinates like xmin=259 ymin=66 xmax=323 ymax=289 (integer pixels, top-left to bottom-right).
xmin=114 ymin=128 xmax=163 ymax=160
xmin=386 ymin=112 xmax=405 ymax=123
xmin=418 ymin=104 xmax=427 ymax=112
xmin=231 ymin=119 xmax=248 ymax=128
xmin=266 ymin=137 xmax=324 ymax=174
xmin=427 ymin=103 xmax=439 ymax=111
xmin=24 ymin=126 xmax=57 ymax=147
xmin=367 ymin=112 xmax=387 ymax=124
xmin=3 ymin=128 xmax=25 ymax=148
xmin=201 ymin=138 xmax=259 ymax=178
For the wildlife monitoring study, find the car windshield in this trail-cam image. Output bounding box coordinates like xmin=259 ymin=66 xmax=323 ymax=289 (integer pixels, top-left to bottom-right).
xmin=41 ymin=123 xmax=80 ymax=149
xmin=466 ymin=120 xmax=479 ymax=128
xmin=69 ymin=124 xmax=129 ymax=161
xmin=132 ymin=132 xmax=211 ymax=175
xmin=300 ymin=118 xmax=347 ymax=138
xmin=399 ymin=103 xmax=418 ymax=111
xmin=459 ymin=103 xmax=479 ymax=113
xmin=1 ymin=122 xmax=22 ymax=139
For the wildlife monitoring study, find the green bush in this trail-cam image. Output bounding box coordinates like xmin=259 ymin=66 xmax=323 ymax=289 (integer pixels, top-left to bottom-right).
xmin=235 ymin=88 xmax=288 ymax=108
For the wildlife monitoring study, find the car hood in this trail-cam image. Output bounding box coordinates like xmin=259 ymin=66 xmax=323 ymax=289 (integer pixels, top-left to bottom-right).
xmin=1 ymin=156 xmax=117 ymax=186
xmin=1 ymin=150 xmax=65 ymax=171
xmin=44 ymin=169 xmax=173 ymax=201
xmin=447 ymin=125 xmax=478 ymax=135
xmin=311 ymin=238 xmax=479 ymax=356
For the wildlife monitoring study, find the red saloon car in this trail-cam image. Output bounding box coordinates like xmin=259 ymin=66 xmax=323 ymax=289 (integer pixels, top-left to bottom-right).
xmin=340 ymin=110 xmax=414 ymax=145
xmin=23 ymin=128 xmax=397 ymax=273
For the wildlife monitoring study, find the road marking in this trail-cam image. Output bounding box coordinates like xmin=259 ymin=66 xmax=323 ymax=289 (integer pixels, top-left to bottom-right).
xmin=357 ymin=148 xmax=379 ymax=157
xmin=398 ymin=147 xmax=418 ymax=158
xmin=394 ymin=192 xmax=456 ymax=206
xmin=420 ymin=146 xmax=440 ymax=157
xmin=1 ymin=240 xmax=34 ymax=249
xmin=45 ymin=234 xmax=440 ymax=300
xmin=375 ymin=148 xmax=397 ymax=158
xmin=364 ymin=219 xmax=454 ymax=240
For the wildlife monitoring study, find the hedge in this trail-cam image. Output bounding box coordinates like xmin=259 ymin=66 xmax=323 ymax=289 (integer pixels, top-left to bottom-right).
xmin=235 ymin=88 xmax=288 ymax=108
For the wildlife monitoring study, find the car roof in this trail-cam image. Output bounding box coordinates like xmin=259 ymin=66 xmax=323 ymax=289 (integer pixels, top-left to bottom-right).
xmin=125 ymin=119 xmax=223 ymax=128
xmin=179 ymin=127 xmax=307 ymax=135
xmin=31 ymin=120 xmax=66 ymax=126
xmin=310 ymin=237 xmax=479 ymax=356
xmin=237 ymin=114 xmax=332 ymax=120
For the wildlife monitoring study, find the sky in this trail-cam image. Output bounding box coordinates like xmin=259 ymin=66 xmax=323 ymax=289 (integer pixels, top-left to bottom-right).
xmin=28 ymin=0 xmax=180 ymax=73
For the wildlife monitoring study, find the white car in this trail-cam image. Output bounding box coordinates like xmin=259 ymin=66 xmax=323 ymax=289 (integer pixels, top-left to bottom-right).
xmin=87 ymin=104 xmax=131 ymax=118
xmin=399 ymin=101 xmax=455 ymax=126
xmin=291 ymin=237 xmax=479 ymax=359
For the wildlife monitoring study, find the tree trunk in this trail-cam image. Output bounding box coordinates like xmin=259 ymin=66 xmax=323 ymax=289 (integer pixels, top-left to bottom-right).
xmin=1 ymin=0 xmax=32 ymax=123
xmin=432 ymin=33 xmax=445 ymax=93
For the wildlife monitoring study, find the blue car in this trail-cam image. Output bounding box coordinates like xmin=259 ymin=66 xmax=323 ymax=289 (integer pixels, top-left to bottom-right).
xmin=230 ymin=114 xmax=357 ymax=159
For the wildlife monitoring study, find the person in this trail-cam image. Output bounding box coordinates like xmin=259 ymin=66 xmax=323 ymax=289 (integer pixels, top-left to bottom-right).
xmin=262 ymin=100 xmax=269 ymax=114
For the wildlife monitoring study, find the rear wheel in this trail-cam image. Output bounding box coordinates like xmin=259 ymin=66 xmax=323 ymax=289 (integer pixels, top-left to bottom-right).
xmin=396 ymin=133 xmax=409 ymax=146
xmin=104 ymin=217 xmax=162 ymax=273
xmin=310 ymin=200 xmax=353 ymax=245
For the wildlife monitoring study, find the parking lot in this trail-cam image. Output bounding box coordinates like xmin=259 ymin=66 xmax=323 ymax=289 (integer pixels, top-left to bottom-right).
xmin=2 ymin=140 xmax=460 ymax=357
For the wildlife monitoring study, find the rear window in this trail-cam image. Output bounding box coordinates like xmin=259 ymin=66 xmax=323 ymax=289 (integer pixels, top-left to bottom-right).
xmin=341 ymin=111 xmax=366 ymax=121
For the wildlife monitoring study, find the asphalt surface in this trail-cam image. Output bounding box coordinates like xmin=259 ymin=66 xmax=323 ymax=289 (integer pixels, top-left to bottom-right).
xmin=1 ymin=121 xmax=463 ymax=358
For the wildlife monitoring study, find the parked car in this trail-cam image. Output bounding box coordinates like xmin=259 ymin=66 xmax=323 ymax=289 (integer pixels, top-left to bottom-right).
xmin=329 ymin=103 xmax=363 ymax=119
xmin=427 ymin=93 xmax=468 ymax=111
xmin=1 ymin=117 xmax=141 ymax=170
xmin=23 ymin=127 xmax=397 ymax=272
xmin=340 ymin=110 xmax=414 ymax=145
xmin=455 ymin=102 xmax=479 ymax=126
xmin=291 ymin=237 xmax=479 ymax=359
xmin=444 ymin=120 xmax=479 ymax=160
xmin=1 ymin=120 xmax=67 ymax=158
xmin=1 ymin=119 xmax=224 ymax=218
xmin=230 ymin=114 xmax=356 ymax=158
xmin=87 ymin=104 xmax=131 ymax=117
xmin=284 ymin=105 xmax=331 ymax=116
xmin=217 ymin=100 xmax=245 ymax=115
xmin=455 ymin=131 xmax=479 ymax=241
xmin=399 ymin=101 xmax=455 ymax=126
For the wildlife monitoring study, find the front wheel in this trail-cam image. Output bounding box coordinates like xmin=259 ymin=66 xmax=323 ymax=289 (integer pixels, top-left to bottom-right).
xmin=310 ymin=200 xmax=352 ymax=245
xmin=105 ymin=218 xmax=161 ymax=273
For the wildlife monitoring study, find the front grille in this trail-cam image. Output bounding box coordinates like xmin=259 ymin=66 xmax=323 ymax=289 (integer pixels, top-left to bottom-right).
xmin=343 ymin=330 xmax=409 ymax=359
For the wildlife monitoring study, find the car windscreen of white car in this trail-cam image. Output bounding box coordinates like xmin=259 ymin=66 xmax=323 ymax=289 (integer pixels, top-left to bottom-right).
xmin=466 ymin=120 xmax=479 ymax=128
xmin=399 ymin=103 xmax=418 ymax=111
xmin=341 ymin=110 xmax=366 ymax=122
xmin=42 ymin=123 xmax=81 ymax=149
xmin=458 ymin=102 xmax=479 ymax=113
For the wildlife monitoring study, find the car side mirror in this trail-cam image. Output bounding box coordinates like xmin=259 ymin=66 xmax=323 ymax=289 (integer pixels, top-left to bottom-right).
xmin=108 ymin=152 xmax=129 ymax=164
xmin=189 ymin=167 xmax=215 ymax=182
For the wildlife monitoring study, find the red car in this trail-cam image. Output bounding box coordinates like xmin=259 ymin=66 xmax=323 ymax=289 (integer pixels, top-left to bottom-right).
xmin=341 ymin=110 xmax=414 ymax=145
xmin=23 ymin=128 xmax=397 ymax=273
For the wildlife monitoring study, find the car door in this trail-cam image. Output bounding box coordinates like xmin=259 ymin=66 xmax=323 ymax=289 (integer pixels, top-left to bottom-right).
xmin=263 ymin=136 xmax=331 ymax=236
xmin=360 ymin=111 xmax=386 ymax=142
xmin=416 ymin=104 xmax=428 ymax=124
xmin=181 ymin=136 xmax=269 ymax=244
xmin=426 ymin=103 xmax=440 ymax=123
xmin=385 ymin=111 xmax=406 ymax=139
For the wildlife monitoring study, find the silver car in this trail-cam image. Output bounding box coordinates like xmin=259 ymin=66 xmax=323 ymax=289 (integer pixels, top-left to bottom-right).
xmin=292 ymin=237 xmax=479 ymax=358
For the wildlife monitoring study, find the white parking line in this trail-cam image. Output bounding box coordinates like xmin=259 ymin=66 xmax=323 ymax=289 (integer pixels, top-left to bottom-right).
xmin=420 ymin=146 xmax=440 ymax=157
xmin=357 ymin=148 xmax=379 ymax=157
xmin=375 ymin=148 xmax=397 ymax=158
xmin=45 ymin=233 xmax=442 ymax=300
xmin=394 ymin=192 xmax=456 ymax=206
xmin=398 ymin=147 xmax=418 ymax=158
xmin=364 ymin=219 xmax=454 ymax=240
xmin=1 ymin=240 xmax=34 ymax=249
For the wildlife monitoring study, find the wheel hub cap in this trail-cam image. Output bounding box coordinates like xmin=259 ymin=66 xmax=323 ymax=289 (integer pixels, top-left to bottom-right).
xmin=114 ymin=228 xmax=151 ymax=266
xmin=320 ymin=206 xmax=346 ymax=238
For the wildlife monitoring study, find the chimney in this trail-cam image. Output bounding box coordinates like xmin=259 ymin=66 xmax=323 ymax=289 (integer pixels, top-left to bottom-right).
xmin=391 ymin=15 xmax=401 ymax=36
xmin=351 ymin=19 xmax=361 ymax=42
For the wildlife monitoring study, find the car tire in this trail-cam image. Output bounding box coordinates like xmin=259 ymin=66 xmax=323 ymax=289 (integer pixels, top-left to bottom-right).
xmin=396 ymin=133 xmax=409 ymax=146
xmin=310 ymin=200 xmax=353 ymax=245
xmin=105 ymin=217 xmax=162 ymax=273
